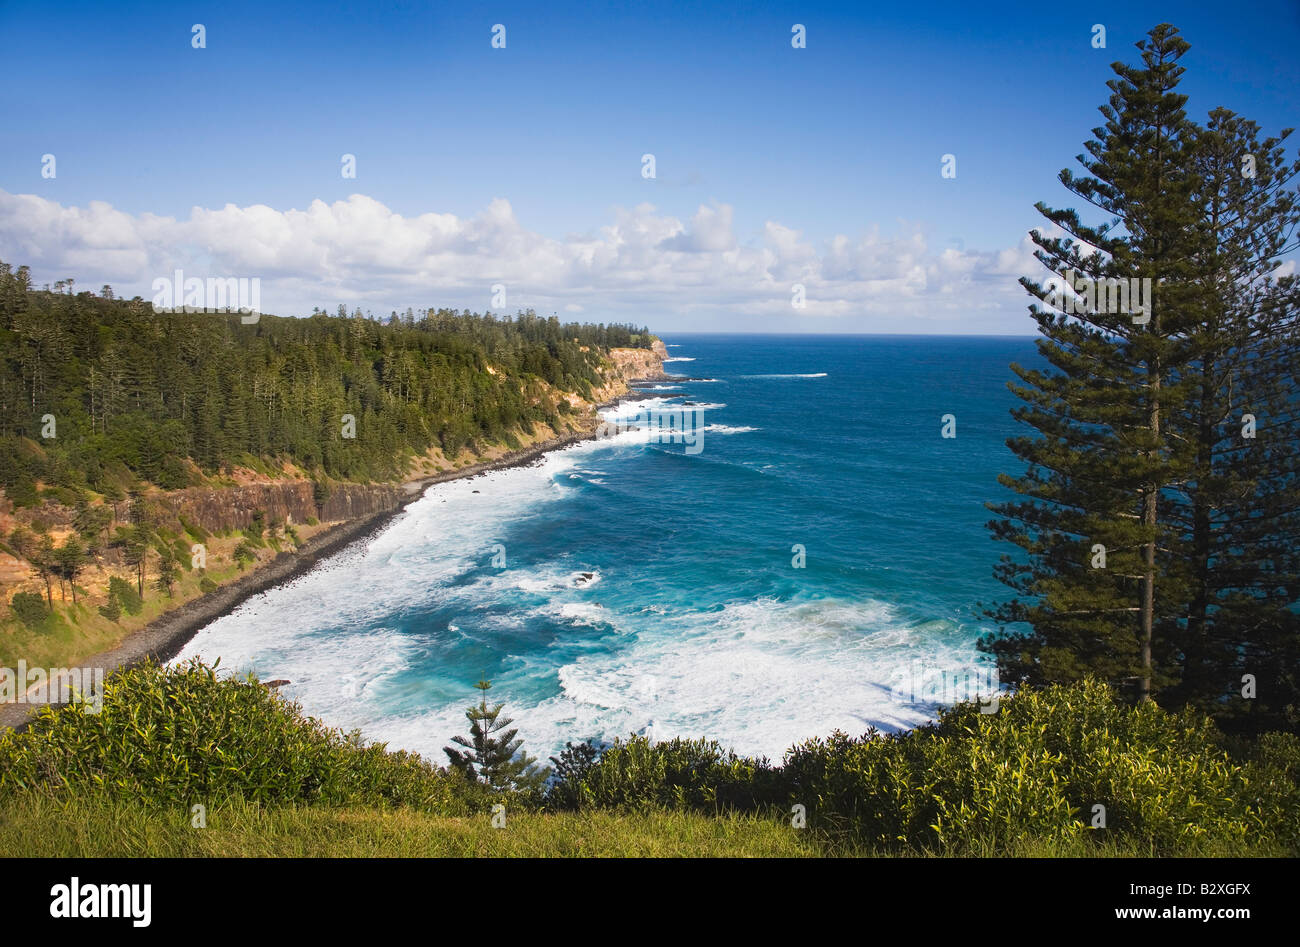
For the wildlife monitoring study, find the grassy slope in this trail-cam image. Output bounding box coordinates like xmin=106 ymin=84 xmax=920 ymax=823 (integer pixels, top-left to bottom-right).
xmin=0 ymin=550 xmax=254 ymax=670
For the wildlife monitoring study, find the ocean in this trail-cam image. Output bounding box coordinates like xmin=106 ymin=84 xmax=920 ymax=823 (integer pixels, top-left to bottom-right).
xmin=175 ymin=334 xmax=1041 ymax=763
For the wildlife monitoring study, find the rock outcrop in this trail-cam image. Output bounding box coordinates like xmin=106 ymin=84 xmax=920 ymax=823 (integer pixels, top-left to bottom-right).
xmin=108 ymin=482 xmax=404 ymax=534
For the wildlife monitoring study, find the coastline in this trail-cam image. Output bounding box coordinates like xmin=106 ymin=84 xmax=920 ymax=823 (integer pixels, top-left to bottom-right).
xmin=1 ymin=373 xmax=668 ymax=732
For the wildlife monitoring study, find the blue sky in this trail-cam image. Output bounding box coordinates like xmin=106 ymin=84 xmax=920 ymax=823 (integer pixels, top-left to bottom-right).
xmin=1 ymin=0 xmax=1296 ymax=332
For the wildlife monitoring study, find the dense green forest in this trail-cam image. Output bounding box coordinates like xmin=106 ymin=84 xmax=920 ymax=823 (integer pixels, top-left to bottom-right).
xmin=0 ymin=262 xmax=653 ymax=499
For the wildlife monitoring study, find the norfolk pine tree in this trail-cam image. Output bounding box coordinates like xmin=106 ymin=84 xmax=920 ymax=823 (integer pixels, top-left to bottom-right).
xmin=1163 ymin=108 xmax=1300 ymax=732
xmin=983 ymin=25 xmax=1202 ymax=700
xmin=444 ymin=677 xmax=548 ymax=794
xmin=986 ymin=25 xmax=1300 ymax=729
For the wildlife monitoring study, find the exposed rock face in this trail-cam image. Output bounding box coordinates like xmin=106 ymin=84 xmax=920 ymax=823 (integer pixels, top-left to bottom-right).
xmin=591 ymin=343 xmax=670 ymax=402
xmin=318 ymin=485 xmax=403 ymax=523
xmin=112 ymin=482 xmax=403 ymax=533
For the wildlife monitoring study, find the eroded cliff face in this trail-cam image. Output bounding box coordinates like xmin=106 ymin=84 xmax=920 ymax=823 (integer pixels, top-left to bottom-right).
xmin=124 ymin=482 xmax=404 ymax=534
xmin=590 ymin=340 xmax=669 ymax=402
xmin=614 ymin=339 xmax=670 ymax=377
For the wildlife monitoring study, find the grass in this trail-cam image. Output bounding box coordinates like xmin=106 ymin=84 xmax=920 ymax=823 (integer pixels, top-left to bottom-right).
xmin=0 ymin=795 xmax=818 ymax=858
xmin=1 ymin=794 xmax=1282 ymax=858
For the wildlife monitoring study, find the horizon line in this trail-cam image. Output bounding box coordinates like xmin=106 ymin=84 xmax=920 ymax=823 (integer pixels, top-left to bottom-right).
xmin=656 ymin=330 xmax=1039 ymax=338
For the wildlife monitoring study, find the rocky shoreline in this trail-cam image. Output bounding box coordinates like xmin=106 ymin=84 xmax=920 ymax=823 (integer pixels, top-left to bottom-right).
xmin=1 ymin=366 xmax=667 ymax=732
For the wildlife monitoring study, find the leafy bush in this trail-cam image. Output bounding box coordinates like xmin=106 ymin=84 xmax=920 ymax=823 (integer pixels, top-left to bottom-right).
xmin=199 ymin=576 xmax=218 ymax=594
xmin=549 ymin=735 xmax=774 ymax=812
xmin=10 ymin=591 xmax=50 ymax=629
xmin=232 ymin=541 xmax=256 ymax=568
xmin=0 ymin=659 xmax=478 ymax=814
xmin=178 ymin=515 xmax=209 ymax=543
xmin=1236 ymin=731 xmax=1300 ymax=850
xmin=544 ymin=681 xmax=1296 ymax=854
xmin=97 ymin=595 xmax=121 ymax=621
xmin=780 ymin=680 xmax=1280 ymax=853
xmin=546 ymin=740 xmax=602 ymax=810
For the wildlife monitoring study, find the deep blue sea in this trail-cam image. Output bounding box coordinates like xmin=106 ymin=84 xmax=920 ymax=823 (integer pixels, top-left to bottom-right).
xmin=176 ymin=334 xmax=1041 ymax=762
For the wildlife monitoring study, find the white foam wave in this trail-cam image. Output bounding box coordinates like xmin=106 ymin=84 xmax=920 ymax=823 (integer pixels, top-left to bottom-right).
xmin=704 ymin=424 xmax=759 ymax=434
xmin=525 ymin=596 xmax=989 ymax=760
xmin=556 ymin=602 xmax=611 ymax=627
xmin=181 ymin=580 xmax=992 ymax=764
xmin=599 ymin=396 xmax=682 ymax=421
xmin=739 ymin=372 xmax=828 ymax=379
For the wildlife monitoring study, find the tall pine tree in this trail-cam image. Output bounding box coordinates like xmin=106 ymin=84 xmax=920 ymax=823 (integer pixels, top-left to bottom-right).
xmin=1163 ymin=108 xmax=1300 ymax=732
xmin=986 ymin=25 xmax=1300 ymax=731
xmin=983 ymin=24 xmax=1202 ymax=700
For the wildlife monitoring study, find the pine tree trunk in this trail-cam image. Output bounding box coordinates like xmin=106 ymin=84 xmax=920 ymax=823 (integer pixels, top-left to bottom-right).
xmin=1186 ymin=362 xmax=1215 ymax=698
xmin=1140 ymin=360 xmax=1160 ymax=701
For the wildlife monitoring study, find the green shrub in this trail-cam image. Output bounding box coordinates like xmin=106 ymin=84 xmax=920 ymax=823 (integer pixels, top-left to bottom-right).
xmin=178 ymin=515 xmax=209 ymax=543
xmin=199 ymin=576 xmax=218 ymax=594
xmin=544 ymin=681 xmax=1296 ymax=854
xmin=550 ymin=735 xmax=774 ymax=813
xmin=39 ymin=485 xmax=82 ymax=506
xmin=546 ymin=740 xmax=602 ymax=810
xmin=0 ymin=658 xmax=478 ymax=814
xmin=232 ymin=541 xmax=256 ymax=568
xmin=5 ymin=478 xmax=39 ymax=508
xmin=10 ymin=591 xmax=50 ymax=629
xmin=246 ymin=510 xmax=266 ymax=543
xmin=108 ymin=575 xmax=142 ymax=615
xmin=780 ymin=680 xmax=1275 ymax=853
xmin=97 ymin=595 xmax=121 ymax=621
xmin=1237 ymin=731 xmax=1300 ymax=850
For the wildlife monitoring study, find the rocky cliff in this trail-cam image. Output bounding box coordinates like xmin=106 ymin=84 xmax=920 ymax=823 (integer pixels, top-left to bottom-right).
xmin=126 ymin=482 xmax=403 ymax=534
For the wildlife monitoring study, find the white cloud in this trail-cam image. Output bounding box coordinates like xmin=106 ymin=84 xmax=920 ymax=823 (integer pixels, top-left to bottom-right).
xmin=0 ymin=190 xmax=1036 ymax=331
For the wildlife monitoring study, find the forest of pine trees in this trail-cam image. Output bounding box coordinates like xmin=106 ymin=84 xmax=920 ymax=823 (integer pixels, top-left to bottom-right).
xmin=984 ymin=24 xmax=1299 ymax=736
xmin=0 ymin=264 xmax=652 ymax=500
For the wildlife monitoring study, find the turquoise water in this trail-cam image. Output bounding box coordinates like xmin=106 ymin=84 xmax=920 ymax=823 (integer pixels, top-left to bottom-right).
xmin=177 ymin=334 xmax=1040 ymax=762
